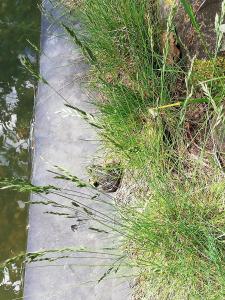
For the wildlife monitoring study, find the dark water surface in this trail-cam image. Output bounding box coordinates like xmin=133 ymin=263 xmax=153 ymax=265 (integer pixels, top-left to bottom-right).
xmin=0 ymin=1 xmax=40 ymax=298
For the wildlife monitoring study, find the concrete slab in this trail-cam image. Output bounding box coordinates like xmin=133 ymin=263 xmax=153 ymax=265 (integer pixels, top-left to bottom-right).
xmin=24 ymin=1 xmax=131 ymax=299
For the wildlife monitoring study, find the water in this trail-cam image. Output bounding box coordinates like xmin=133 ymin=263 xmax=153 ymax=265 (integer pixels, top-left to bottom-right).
xmin=0 ymin=1 xmax=40 ymax=298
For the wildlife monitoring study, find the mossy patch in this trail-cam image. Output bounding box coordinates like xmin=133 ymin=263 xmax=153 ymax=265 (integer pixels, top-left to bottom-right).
xmin=192 ymin=57 xmax=225 ymax=84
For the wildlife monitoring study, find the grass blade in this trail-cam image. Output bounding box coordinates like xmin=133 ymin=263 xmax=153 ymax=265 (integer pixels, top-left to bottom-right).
xmin=179 ymin=0 xmax=200 ymax=32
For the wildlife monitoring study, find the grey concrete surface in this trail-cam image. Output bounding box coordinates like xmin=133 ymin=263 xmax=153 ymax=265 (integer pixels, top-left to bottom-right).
xmin=24 ymin=1 xmax=131 ymax=299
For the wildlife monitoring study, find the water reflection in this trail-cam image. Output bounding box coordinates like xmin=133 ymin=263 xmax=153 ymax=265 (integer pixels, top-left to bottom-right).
xmin=0 ymin=0 xmax=39 ymax=298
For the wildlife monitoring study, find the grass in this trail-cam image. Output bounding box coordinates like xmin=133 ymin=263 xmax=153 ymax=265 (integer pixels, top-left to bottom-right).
xmin=122 ymin=178 xmax=225 ymax=299
xmin=62 ymin=0 xmax=225 ymax=299
xmin=1 ymin=0 xmax=225 ymax=299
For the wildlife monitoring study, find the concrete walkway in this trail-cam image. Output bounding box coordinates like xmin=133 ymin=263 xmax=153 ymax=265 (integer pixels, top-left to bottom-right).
xmin=24 ymin=1 xmax=131 ymax=299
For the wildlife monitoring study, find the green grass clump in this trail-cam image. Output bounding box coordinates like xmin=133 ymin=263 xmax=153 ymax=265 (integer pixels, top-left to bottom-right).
xmin=62 ymin=0 xmax=225 ymax=298
xmin=75 ymin=0 xmax=184 ymax=169
xmin=123 ymin=178 xmax=225 ymax=299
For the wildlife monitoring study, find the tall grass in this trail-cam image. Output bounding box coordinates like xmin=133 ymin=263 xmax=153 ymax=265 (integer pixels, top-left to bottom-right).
xmin=61 ymin=0 xmax=225 ymax=298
